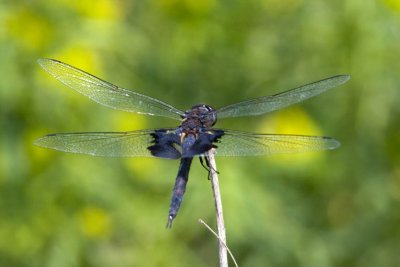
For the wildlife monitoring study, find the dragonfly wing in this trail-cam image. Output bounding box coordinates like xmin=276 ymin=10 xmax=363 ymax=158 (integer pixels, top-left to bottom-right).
xmin=34 ymin=129 xmax=182 ymax=158
xmin=38 ymin=59 xmax=184 ymax=120
xmin=212 ymin=129 xmax=340 ymax=156
xmin=216 ymin=75 xmax=350 ymax=119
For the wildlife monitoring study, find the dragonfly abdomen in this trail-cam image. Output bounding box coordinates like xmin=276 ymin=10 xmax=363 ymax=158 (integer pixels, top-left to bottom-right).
xmin=167 ymin=157 xmax=193 ymax=228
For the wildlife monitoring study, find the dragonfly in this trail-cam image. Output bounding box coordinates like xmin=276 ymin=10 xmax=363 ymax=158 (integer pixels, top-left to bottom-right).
xmin=35 ymin=58 xmax=350 ymax=228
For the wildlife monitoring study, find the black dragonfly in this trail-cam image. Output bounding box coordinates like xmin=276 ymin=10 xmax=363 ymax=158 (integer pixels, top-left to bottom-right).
xmin=35 ymin=59 xmax=350 ymax=227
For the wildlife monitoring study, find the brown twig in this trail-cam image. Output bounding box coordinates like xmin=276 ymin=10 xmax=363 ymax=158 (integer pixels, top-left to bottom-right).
xmin=198 ymin=219 xmax=238 ymax=267
xmin=206 ymin=149 xmax=228 ymax=267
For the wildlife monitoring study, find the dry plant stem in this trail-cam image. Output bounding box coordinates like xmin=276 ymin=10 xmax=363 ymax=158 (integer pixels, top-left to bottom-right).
xmin=198 ymin=219 xmax=238 ymax=267
xmin=207 ymin=149 xmax=228 ymax=267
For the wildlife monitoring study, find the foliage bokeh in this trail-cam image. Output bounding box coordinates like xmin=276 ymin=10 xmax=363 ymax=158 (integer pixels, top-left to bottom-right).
xmin=1 ymin=0 xmax=400 ymax=266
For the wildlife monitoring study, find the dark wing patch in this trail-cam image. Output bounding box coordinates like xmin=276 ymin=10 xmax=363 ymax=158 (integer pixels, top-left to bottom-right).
xmin=148 ymin=129 xmax=182 ymax=159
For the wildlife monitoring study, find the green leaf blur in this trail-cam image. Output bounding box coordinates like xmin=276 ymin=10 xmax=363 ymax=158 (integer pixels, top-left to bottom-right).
xmin=1 ymin=0 xmax=400 ymax=266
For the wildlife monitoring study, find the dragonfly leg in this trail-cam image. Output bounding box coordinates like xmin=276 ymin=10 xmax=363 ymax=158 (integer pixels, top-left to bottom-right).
xmin=199 ymin=156 xmax=210 ymax=175
xmin=201 ymin=155 xmax=219 ymax=180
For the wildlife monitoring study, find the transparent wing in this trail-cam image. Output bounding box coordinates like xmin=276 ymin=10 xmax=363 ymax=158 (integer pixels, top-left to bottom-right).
xmin=216 ymin=75 xmax=350 ymax=119
xmin=213 ymin=130 xmax=340 ymax=156
xmin=34 ymin=129 xmax=171 ymax=157
xmin=38 ymin=58 xmax=184 ymax=120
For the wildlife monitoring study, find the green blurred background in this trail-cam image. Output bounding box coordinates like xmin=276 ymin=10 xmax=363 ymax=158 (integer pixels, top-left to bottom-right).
xmin=1 ymin=0 xmax=400 ymax=266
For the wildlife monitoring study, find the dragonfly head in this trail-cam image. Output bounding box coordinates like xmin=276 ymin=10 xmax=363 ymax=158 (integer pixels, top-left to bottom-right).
xmin=184 ymin=104 xmax=217 ymax=128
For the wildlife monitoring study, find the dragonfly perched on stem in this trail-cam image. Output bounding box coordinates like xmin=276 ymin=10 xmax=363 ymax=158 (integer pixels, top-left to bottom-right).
xmin=34 ymin=58 xmax=350 ymax=227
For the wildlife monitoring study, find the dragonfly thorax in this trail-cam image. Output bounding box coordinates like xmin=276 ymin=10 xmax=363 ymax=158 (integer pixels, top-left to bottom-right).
xmin=181 ymin=104 xmax=217 ymax=130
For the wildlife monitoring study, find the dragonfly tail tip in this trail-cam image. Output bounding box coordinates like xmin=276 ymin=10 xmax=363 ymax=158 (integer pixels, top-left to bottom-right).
xmin=166 ymin=215 xmax=174 ymax=229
